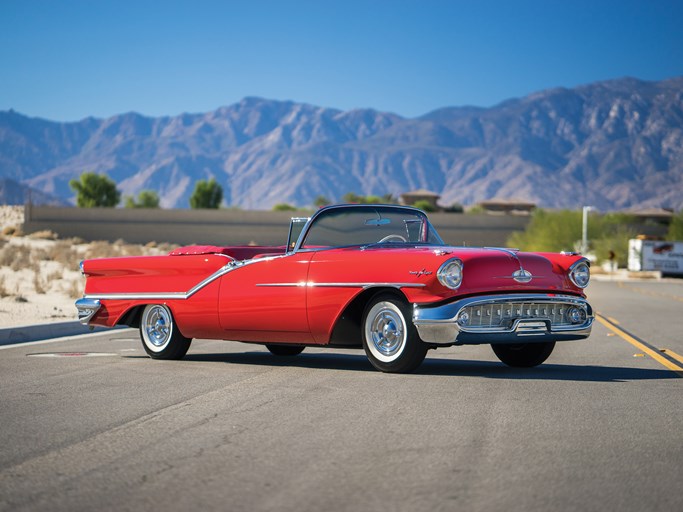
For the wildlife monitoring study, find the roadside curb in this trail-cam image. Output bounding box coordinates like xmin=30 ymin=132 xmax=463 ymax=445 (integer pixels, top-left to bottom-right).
xmin=0 ymin=321 xmax=116 ymax=346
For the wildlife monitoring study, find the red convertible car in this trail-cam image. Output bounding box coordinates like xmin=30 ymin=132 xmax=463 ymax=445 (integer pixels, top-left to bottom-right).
xmin=76 ymin=204 xmax=593 ymax=373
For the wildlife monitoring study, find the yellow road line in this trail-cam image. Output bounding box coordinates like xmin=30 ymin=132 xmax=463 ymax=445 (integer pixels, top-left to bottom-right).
xmin=661 ymin=349 xmax=683 ymax=366
xmin=595 ymin=314 xmax=683 ymax=378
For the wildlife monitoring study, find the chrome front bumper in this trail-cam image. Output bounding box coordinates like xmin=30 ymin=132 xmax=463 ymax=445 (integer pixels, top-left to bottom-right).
xmin=75 ymin=298 xmax=101 ymax=325
xmin=413 ymin=294 xmax=593 ymax=345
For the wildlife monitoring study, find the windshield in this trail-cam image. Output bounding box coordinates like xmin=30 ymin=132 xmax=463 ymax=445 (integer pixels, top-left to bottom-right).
xmin=299 ymin=205 xmax=445 ymax=249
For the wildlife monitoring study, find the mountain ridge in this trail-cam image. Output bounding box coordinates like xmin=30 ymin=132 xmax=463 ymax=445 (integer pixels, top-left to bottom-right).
xmin=1 ymin=76 xmax=682 ymax=210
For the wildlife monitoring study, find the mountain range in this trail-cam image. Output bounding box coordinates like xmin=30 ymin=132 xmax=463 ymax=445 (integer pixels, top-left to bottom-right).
xmin=1 ymin=76 xmax=682 ymax=211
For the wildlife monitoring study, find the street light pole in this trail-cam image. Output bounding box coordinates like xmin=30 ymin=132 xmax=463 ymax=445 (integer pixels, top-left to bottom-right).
xmin=581 ymin=206 xmax=593 ymax=255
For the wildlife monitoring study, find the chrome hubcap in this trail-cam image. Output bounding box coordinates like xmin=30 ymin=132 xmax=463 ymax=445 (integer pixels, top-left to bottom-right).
xmin=370 ymin=307 xmax=404 ymax=358
xmin=143 ymin=305 xmax=171 ymax=349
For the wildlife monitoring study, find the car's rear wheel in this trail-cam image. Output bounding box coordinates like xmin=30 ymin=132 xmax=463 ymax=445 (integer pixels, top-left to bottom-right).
xmin=140 ymin=304 xmax=192 ymax=360
xmin=362 ymin=294 xmax=427 ymax=373
xmin=266 ymin=344 xmax=305 ymax=356
xmin=491 ymin=342 xmax=555 ymax=367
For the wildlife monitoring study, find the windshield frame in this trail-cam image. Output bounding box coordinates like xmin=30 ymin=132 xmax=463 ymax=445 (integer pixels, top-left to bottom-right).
xmin=292 ymin=204 xmax=445 ymax=253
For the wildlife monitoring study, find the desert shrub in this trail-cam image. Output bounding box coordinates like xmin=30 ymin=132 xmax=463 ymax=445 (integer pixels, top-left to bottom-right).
xmin=85 ymin=241 xmax=115 ymax=259
xmin=32 ymin=248 xmax=51 ymax=261
xmin=47 ymin=269 xmax=63 ymax=282
xmin=0 ymin=245 xmax=30 ymax=271
xmin=122 ymin=244 xmax=144 ymax=256
xmin=48 ymin=242 xmax=80 ymax=269
xmin=2 ymin=226 xmax=23 ymax=237
xmin=0 ymin=276 xmax=9 ymax=297
xmin=33 ymin=273 xmax=46 ymax=294
xmin=28 ymin=230 xmax=58 ymax=240
xmin=66 ymin=279 xmax=83 ymax=299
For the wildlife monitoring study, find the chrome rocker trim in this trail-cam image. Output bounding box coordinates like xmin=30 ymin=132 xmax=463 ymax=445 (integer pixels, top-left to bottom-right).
xmin=412 ymin=294 xmax=593 ymax=346
xmin=76 ymin=298 xmax=101 ymax=325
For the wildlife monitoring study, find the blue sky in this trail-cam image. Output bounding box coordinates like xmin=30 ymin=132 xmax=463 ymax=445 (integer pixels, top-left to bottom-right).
xmin=1 ymin=0 xmax=682 ymax=121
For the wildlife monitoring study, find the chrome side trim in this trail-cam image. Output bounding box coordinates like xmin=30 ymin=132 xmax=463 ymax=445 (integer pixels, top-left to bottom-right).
xmin=256 ymin=282 xmax=426 ymax=289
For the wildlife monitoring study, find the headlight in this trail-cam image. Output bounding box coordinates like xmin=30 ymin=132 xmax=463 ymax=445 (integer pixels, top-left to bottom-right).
xmin=569 ymin=260 xmax=590 ymax=288
xmin=437 ymin=258 xmax=463 ymax=290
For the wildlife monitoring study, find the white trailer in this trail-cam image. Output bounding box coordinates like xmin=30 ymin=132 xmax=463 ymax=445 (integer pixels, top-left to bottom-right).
xmin=628 ymin=239 xmax=683 ymax=275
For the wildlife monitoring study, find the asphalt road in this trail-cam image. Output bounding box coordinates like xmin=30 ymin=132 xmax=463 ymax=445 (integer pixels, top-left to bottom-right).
xmin=1 ymin=279 xmax=682 ymax=512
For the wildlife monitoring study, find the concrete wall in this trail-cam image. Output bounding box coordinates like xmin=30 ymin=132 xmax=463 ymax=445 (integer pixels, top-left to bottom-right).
xmin=23 ymin=205 xmax=531 ymax=248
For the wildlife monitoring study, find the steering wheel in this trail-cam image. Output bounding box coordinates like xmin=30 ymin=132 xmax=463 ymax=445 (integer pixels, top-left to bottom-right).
xmin=377 ymin=234 xmax=407 ymax=243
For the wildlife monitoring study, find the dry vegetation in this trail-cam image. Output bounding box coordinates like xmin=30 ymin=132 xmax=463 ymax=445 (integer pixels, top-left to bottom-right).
xmin=0 ymin=206 xmax=177 ymax=327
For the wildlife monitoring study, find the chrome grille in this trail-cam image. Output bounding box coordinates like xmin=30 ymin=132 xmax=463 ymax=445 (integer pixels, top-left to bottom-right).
xmin=459 ymin=300 xmax=580 ymax=331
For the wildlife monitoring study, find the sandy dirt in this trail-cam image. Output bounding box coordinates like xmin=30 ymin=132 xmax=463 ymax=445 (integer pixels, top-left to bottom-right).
xmin=0 ymin=206 xmax=174 ymax=328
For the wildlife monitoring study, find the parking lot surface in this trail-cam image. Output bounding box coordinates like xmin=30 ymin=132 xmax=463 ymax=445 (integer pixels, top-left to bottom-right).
xmin=1 ymin=279 xmax=682 ymax=512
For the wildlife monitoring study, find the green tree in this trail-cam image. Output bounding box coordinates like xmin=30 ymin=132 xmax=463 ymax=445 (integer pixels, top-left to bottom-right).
xmin=314 ymin=195 xmax=331 ymax=208
xmin=69 ymin=172 xmax=121 ymax=207
xmin=445 ymin=202 xmax=464 ymax=213
xmin=273 ymin=203 xmax=298 ymax=211
xmin=413 ymin=199 xmax=437 ymax=213
xmin=667 ymin=210 xmax=683 ymax=241
xmin=124 ymin=190 xmax=160 ymax=208
xmin=341 ymin=192 xmax=396 ymax=204
xmin=342 ymin=192 xmax=362 ymax=204
xmin=189 ymin=178 xmax=223 ymax=209
xmin=507 ymin=209 xmax=637 ymax=267
xmin=364 ymin=195 xmax=383 ymax=204
xmin=508 ymin=209 xmax=584 ymax=252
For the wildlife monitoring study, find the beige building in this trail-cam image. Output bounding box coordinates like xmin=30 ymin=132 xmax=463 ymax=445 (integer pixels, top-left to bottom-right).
xmin=399 ymin=189 xmax=441 ymax=210
xmin=475 ymin=199 xmax=536 ymax=215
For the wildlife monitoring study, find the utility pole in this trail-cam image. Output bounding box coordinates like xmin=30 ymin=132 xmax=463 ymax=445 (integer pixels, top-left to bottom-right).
xmin=581 ymin=206 xmax=593 ymax=255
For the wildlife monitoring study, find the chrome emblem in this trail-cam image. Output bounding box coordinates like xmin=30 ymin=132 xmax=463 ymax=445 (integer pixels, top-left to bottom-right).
xmin=512 ymin=269 xmax=533 ymax=283
xmin=409 ymin=268 xmax=433 ymax=277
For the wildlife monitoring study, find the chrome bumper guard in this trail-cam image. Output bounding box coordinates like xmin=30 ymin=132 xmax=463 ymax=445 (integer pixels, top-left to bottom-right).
xmin=76 ymin=298 xmax=101 ymax=325
xmin=413 ymin=294 xmax=593 ymax=345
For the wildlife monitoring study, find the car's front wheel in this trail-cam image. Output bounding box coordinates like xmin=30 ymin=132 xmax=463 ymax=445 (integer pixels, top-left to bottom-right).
xmin=266 ymin=344 xmax=305 ymax=356
xmin=139 ymin=304 xmax=192 ymax=360
xmin=362 ymin=294 xmax=427 ymax=373
xmin=491 ymin=342 xmax=555 ymax=367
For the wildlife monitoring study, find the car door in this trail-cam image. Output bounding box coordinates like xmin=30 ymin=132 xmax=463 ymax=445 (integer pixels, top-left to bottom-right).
xmin=217 ymin=252 xmax=315 ymax=343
